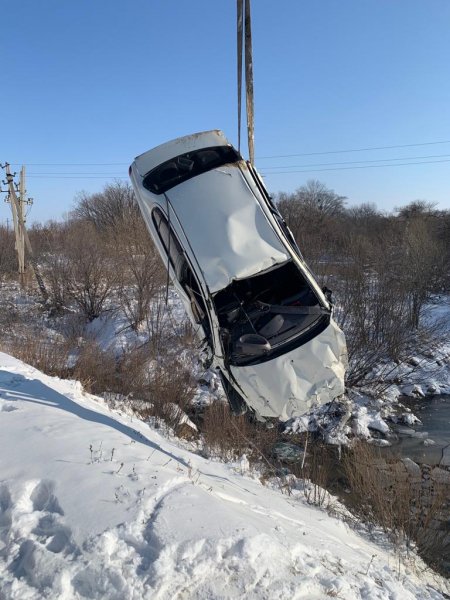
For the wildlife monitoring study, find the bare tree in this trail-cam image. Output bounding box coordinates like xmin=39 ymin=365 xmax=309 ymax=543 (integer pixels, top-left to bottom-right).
xmin=400 ymin=218 xmax=446 ymax=328
xmin=72 ymin=181 xmax=137 ymax=232
xmin=64 ymin=221 xmax=115 ymax=321
xmin=277 ymin=180 xmax=346 ymax=279
xmin=33 ymin=222 xmax=72 ymax=312
xmin=395 ymin=200 xmax=437 ymax=219
xmin=108 ymin=212 xmax=165 ymax=331
xmin=72 ymin=181 xmax=166 ymax=329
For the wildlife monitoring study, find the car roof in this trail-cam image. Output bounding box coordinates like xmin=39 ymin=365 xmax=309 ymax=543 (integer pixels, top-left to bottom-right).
xmin=133 ymin=130 xmax=230 ymax=178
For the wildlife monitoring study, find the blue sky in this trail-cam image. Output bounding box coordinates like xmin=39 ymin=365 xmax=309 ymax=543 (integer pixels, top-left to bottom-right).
xmin=1 ymin=0 xmax=450 ymax=224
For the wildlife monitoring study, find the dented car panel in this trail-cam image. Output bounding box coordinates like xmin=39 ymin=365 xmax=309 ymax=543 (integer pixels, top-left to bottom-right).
xmin=165 ymin=165 xmax=289 ymax=293
xmin=130 ymin=130 xmax=348 ymax=419
xmin=230 ymin=319 xmax=347 ymax=420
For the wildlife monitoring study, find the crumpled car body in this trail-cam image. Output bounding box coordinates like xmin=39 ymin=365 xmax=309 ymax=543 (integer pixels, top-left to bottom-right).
xmin=129 ymin=130 xmax=347 ymax=420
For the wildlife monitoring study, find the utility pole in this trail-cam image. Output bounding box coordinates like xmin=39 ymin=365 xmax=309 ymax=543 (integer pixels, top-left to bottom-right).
xmin=237 ymin=0 xmax=255 ymax=165
xmin=1 ymin=162 xmax=48 ymax=302
xmin=18 ymin=166 xmax=33 ymax=278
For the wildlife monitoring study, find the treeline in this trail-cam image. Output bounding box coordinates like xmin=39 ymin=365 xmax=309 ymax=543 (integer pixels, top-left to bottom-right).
xmin=277 ymin=180 xmax=450 ymax=385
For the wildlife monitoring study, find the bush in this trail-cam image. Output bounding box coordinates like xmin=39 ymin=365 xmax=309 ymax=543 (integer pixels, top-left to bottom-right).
xmin=201 ymin=402 xmax=278 ymax=463
xmin=341 ymin=441 xmax=449 ymax=572
xmin=1 ymin=332 xmax=71 ymax=379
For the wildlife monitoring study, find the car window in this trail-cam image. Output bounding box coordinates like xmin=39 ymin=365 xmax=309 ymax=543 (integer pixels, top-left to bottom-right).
xmin=152 ymin=207 xmax=186 ymax=282
xmin=152 ymin=207 xmax=212 ymax=342
xmin=143 ymin=145 xmax=240 ymax=194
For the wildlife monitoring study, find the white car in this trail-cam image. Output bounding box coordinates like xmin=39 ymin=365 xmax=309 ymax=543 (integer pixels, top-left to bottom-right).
xmin=129 ymin=130 xmax=347 ymax=420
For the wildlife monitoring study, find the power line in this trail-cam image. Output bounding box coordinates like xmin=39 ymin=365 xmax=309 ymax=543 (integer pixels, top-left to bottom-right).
xmin=21 ymin=159 xmax=450 ymax=179
xmin=24 ymin=152 xmax=450 ymax=174
xmin=9 ymin=138 xmax=450 ymax=166
xmin=23 ymin=151 xmax=450 ymax=175
xmin=263 ymin=153 xmax=450 ymax=170
xmin=257 ymin=139 xmax=450 ymax=159
xmin=10 ymin=162 xmax=128 ymax=166
xmin=28 ymin=172 xmax=126 ymax=175
xmin=27 ymin=175 xmax=128 ymax=179
xmin=261 ymin=158 xmax=450 ymax=175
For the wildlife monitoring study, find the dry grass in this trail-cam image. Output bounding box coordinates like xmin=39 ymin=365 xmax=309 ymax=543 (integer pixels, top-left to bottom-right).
xmin=72 ymin=341 xmax=117 ymax=394
xmin=341 ymin=440 xmax=449 ymax=572
xmin=139 ymin=355 xmax=197 ymax=430
xmin=1 ymin=332 xmax=72 ymax=379
xmin=201 ymin=402 xmax=278 ymax=463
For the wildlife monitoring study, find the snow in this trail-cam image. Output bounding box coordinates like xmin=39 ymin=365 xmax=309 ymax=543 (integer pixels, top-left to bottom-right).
xmin=0 ymin=352 xmax=448 ymax=599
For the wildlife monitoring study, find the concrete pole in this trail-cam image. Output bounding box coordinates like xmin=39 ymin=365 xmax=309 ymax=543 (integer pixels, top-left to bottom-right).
xmin=18 ymin=166 xmax=26 ymax=274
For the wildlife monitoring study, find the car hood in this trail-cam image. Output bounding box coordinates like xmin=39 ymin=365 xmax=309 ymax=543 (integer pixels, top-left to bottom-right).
xmin=166 ymin=164 xmax=289 ymax=293
xmin=230 ymin=318 xmax=348 ymax=420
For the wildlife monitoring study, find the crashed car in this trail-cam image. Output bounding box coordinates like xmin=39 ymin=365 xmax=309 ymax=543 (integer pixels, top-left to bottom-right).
xmin=129 ymin=130 xmax=347 ymax=420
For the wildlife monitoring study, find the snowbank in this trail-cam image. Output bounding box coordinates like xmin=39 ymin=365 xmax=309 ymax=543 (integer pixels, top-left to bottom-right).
xmin=0 ymin=352 xmax=448 ymax=599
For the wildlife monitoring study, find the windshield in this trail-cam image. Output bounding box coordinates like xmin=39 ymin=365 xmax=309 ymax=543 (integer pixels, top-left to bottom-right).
xmin=213 ymin=261 xmax=330 ymax=366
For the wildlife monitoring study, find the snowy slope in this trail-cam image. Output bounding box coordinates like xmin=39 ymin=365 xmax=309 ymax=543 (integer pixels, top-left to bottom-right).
xmin=0 ymin=352 xmax=448 ymax=600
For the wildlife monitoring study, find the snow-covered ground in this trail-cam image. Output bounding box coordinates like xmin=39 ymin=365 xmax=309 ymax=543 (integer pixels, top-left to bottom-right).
xmin=0 ymin=352 xmax=448 ymax=599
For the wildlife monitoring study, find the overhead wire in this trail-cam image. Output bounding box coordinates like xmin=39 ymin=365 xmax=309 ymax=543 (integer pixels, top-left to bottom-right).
xmin=24 ymin=152 xmax=450 ymax=179
xmin=27 ymin=175 xmax=128 ymax=179
xmin=260 ymin=158 xmax=450 ymax=175
xmin=9 ymin=162 xmax=128 ymax=166
xmin=10 ymin=139 xmax=450 ymax=181
xmin=257 ymin=139 xmax=450 ymax=159
xmin=9 ymin=138 xmax=450 ymax=167
xmin=262 ymin=153 xmax=450 ymax=170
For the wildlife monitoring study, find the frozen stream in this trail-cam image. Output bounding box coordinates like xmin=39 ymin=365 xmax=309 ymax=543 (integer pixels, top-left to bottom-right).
xmin=387 ymin=395 xmax=450 ymax=465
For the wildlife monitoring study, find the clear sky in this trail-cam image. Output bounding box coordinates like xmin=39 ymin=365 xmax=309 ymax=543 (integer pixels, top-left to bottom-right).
xmin=1 ymin=0 xmax=450 ymax=224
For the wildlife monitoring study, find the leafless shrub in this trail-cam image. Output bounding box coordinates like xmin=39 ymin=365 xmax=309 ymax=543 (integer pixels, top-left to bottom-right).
xmin=295 ymin=440 xmax=335 ymax=507
xmin=330 ymin=224 xmax=446 ymax=389
xmin=201 ymin=402 xmax=278 ymax=462
xmin=201 ymin=403 xmax=253 ymax=460
xmin=400 ymin=217 xmax=447 ymax=328
xmin=107 ymin=215 xmax=165 ymax=331
xmin=72 ymin=340 xmax=117 ymax=394
xmin=35 ymin=222 xmax=72 ymax=312
xmin=278 ymin=191 xmax=449 ymax=382
xmin=64 ymin=221 xmax=116 ymax=321
xmin=113 ymin=345 xmax=150 ymax=395
xmin=1 ymin=332 xmax=71 ymax=378
xmin=133 ymin=352 xmax=196 ymax=430
xmin=60 ymin=313 xmax=87 ymax=346
xmin=342 ymin=441 xmax=449 ymax=570
xmin=69 ymin=182 xmax=166 ymax=330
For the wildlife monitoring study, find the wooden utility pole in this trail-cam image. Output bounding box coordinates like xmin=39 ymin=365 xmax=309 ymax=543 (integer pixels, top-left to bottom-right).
xmin=237 ymin=0 xmax=255 ymax=165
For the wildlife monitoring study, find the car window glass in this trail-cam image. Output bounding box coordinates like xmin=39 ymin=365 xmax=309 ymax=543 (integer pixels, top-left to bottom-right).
xmin=143 ymin=145 xmax=240 ymax=194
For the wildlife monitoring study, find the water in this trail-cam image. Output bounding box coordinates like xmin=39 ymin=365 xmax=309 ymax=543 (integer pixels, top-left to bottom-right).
xmin=387 ymin=395 xmax=450 ymax=465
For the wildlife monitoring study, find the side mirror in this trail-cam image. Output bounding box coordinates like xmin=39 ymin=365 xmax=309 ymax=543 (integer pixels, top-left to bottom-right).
xmin=235 ymin=334 xmax=271 ymax=357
